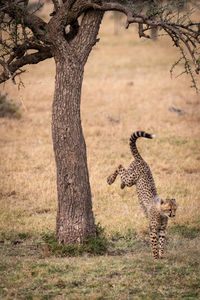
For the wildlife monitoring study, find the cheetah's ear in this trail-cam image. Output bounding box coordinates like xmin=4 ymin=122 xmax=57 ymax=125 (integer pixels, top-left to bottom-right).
xmin=171 ymin=198 xmax=177 ymax=204
xmin=166 ymin=198 xmax=176 ymax=202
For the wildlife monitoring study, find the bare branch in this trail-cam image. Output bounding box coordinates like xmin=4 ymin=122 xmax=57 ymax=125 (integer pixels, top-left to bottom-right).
xmin=0 ymin=47 xmax=52 ymax=84
xmin=12 ymin=68 xmax=26 ymax=85
xmin=88 ymin=0 xmax=200 ymax=90
xmin=0 ymin=59 xmax=12 ymax=79
xmin=90 ymin=1 xmax=133 ymax=27
xmin=0 ymin=0 xmax=48 ymax=41
xmin=138 ymin=23 xmax=150 ymax=39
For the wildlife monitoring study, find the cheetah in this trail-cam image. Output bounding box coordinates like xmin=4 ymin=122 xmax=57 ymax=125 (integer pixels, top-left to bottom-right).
xmin=107 ymin=131 xmax=177 ymax=259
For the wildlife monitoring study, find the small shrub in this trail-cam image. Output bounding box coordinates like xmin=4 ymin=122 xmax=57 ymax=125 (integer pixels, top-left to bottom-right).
xmin=42 ymin=223 xmax=109 ymax=257
xmin=0 ymin=92 xmax=21 ymax=119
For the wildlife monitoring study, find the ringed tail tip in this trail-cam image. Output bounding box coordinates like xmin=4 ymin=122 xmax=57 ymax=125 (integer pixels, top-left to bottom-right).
xmin=131 ymin=131 xmax=155 ymax=139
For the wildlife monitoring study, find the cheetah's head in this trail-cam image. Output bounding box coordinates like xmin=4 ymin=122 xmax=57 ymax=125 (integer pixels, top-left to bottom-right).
xmin=160 ymin=198 xmax=177 ymax=218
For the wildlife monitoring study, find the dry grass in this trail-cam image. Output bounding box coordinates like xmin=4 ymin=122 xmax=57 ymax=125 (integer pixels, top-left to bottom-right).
xmin=0 ymin=13 xmax=200 ymax=236
xmin=0 ymin=12 xmax=200 ymax=299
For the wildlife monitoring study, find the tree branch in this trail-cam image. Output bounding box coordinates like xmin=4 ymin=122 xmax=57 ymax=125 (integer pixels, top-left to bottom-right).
xmin=0 ymin=0 xmax=48 ymax=41
xmin=0 ymin=47 xmax=52 ymax=84
xmin=70 ymin=9 xmax=104 ymax=65
xmin=88 ymin=0 xmax=200 ymax=90
xmin=91 ymin=1 xmax=133 ymax=27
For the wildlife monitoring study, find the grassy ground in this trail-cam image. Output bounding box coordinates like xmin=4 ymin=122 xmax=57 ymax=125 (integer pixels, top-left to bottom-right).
xmin=0 ymin=12 xmax=200 ymax=299
xmin=0 ymin=233 xmax=200 ymax=299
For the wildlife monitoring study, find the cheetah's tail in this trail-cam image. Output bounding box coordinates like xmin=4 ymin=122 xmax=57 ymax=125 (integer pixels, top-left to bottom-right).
xmin=130 ymin=131 xmax=155 ymax=160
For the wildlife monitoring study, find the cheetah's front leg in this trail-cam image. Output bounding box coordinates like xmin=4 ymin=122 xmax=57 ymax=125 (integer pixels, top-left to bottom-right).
xmin=158 ymin=216 xmax=168 ymax=259
xmin=107 ymin=165 xmax=126 ymax=188
xmin=107 ymin=167 xmax=120 ymax=185
xmin=149 ymin=224 xmax=159 ymax=259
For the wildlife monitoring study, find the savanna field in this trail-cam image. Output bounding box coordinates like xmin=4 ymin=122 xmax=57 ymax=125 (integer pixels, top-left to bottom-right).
xmin=0 ymin=11 xmax=200 ymax=299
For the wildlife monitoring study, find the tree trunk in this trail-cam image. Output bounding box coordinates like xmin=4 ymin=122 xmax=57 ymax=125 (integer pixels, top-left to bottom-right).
xmin=52 ymin=59 xmax=94 ymax=244
xmin=50 ymin=9 xmax=104 ymax=244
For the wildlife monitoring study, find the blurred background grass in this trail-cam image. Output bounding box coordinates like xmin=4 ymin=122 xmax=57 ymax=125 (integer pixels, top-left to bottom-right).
xmin=0 ymin=12 xmax=200 ymax=238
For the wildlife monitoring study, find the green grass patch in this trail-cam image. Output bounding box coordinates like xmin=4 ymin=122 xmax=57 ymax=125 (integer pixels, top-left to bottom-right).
xmin=110 ymin=227 xmax=137 ymax=241
xmin=0 ymin=229 xmax=200 ymax=299
xmin=169 ymin=222 xmax=200 ymax=239
xmin=0 ymin=230 xmax=31 ymax=244
xmin=42 ymin=224 xmax=109 ymax=257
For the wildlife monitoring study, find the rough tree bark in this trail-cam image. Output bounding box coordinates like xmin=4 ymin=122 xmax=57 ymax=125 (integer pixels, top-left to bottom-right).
xmin=48 ymin=9 xmax=104 ymax=244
